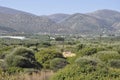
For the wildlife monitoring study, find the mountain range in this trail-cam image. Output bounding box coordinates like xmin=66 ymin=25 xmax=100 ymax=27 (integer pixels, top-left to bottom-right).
xmin=0 ymin=6 xmax=120 ymax=35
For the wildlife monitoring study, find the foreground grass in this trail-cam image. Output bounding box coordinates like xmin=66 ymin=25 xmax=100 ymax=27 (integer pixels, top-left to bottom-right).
xmin=0 ymin=70 xmax=54 ymax=80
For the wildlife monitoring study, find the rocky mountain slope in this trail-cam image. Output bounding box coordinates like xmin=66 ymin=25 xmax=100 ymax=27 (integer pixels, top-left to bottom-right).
xmin=0 ymin=6 xmax=59 ymax=33
xmin=0 ymin=6 xmax=120 ymax=35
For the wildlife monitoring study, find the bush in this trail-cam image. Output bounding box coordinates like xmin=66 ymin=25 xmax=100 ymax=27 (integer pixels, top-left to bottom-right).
xmin=76 ymin=44 xmax=85 ymax=51
xmin=11 ymin=47 xmax=35 ymax=60
xmin=6 ymin=55 xmax=36 ymax=68
xmin=75 ymin=56 xmax=106 ymax=74
xmin=42 ymin=42 xmax=51 ymax=47
xmin=55 ymin=37 xmax=64 ymax=41
xmin=117 ymin=49 xmax=120 ymax=54
xmin=35 ymin=48 xmax=64 ymax=69
xmin=50 ymin=58 xmax=68 ymax=71
xmin=108 ymin=59 xmax=120 ymax=69
xmin=6 ymin=67 xmax=23 ymax=74
xmin=78 ymin=47 xmax=97 ymax=56
xmin=0 ymin=53 xmax=6 ymax=59
xmin=5 ymin=47 xmax=41 ymax=69
xmin=51 ymin=57 xmax=120 ymax=80
xmin=75 ymin=56 xmax=103 ymax=67
xmin=51 ymin=64 xmax=119 ymax=80
xmin=93 ymin=51 xmax=120 ymax=62
xmin=0 ymin=46 xmax=13 ymax=59
xmin=67 ymin=41 xmax=76 ymax=45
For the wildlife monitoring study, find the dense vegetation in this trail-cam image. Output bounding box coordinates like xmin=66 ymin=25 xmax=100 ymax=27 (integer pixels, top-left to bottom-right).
xmin=0 ymin=34 xmax=120 ymax=80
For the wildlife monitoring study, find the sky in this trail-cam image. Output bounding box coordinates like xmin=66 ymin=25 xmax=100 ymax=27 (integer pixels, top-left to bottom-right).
xmin=0 ymin=0 xmax=120 ymax=15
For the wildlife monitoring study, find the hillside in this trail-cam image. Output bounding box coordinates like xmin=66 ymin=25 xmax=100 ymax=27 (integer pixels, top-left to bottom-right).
xmin=0 ymin=25 xmax=16 ymax=33
xmin=88 ymin=9 xmax=120 ymax=32
xmin=0 ymin=6 xmax=59 ymax=33
xmin=59 ymin=13 xmax=115 ymax=35
xmin=58 ymin=10 xmax=120 ymax=35
xmin=48 ymin=13 xmax=70 ymax=23
xmin=0 ymin=6 xmax=120 ymax=35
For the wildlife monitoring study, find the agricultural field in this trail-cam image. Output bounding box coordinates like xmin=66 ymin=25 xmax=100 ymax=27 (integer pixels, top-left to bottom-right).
xmin=0 ymin=34 xmax=120 ymax=80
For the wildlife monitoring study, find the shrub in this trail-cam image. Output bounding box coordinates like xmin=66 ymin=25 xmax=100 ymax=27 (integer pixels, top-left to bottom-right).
xmin=117 ymin=49 xmax=120 ymax=54
xmin=108 ymin=59 xmax=120 ymax=69
xmin=0 ymin=46 xmax=13 ymax=59
xmin=50 ymin=58 xmax=68 ymax=71
xmin=75 ymin=56 xmax=103 ymax=67
xmin=51 ymin=57 xmax=120 ymax=80
xmin=42 ymin=42 xmax=51 ymax=46
xmin=6 ymin=55 xmax=36 ymax=68
xmin=78 ymin=47 xmax=97 ymax=56
xmin=5 ymin=47 xmax=41 ymax=69
xmin=55 ymin=37 xmax=64 ymax=41
xmin=51 ymin=64 xmax=116 ymax=80
xmin=66 ymin=41 xmax=76 ymax=45
xmin=6 ymin=67 xmax=23 ymax=74
xmin=75 ymin=56 xmax=106 ymax=74
xmin=93 ymin=51 xmax=120 ymax=62
xmin=0 ymin=53 xmax=6 ymax=59
xmin=76 ymin=44 xmax=85 ymax=51
xmin=11 ymin=47 xmax=35 ymax=60
xmin=35 ymin=48 xmax=64 ymax=69
xmin=96 ymin=47 xmax=106 ymax=52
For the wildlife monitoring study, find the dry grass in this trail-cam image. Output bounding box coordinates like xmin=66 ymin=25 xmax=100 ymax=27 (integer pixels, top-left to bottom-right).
xmin=0 ymin=70 xmax=54 ymax=80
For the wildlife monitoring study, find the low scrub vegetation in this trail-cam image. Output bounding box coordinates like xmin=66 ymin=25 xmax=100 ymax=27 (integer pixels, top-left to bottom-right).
xmin=0 ymin=35 xmax=120 ymax=80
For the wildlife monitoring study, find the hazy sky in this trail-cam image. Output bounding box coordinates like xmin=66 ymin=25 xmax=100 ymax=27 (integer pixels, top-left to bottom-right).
xmin=0 ymin=0 xmax=119 ymax=15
